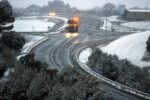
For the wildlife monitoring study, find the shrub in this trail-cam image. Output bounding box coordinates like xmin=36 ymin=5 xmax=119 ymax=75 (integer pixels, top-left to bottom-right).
xmin=146 ymin=36 xmax=150 ymax=52
xmin=2 ymin=32 xmax=25 ymax=50
xmin=88 ymin=49 xmax=150 ymax=94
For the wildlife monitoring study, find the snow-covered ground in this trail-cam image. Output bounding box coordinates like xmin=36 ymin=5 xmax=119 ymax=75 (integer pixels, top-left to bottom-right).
xmin=100 ymin=16 xmax=138 ymax=32
xmin=13 ymin=19 xmax=55 ymax=32
xmin=107 ymin=16 xmax=120 ymax=22
xmin=79 ymin=48 xmax=92 ymax=64
xmin=17 ymin=16 xmax=39 ymax=20
xmin=46 ymin=16 xmax=68 ymax=30
xmin=14 ymin=16 xmax=68 ymax=32
xmin=79 ymin=31 xmax=150 ymax=67
xmin=101 ymin=31 xmax=150 ymax=67
xmin=122 ymin=21 xmax=150 ymax=30
xmin=100 ymin=19 xmax=112 ymax=31
xmin=17 ymin=35 xmax=45 ymax=60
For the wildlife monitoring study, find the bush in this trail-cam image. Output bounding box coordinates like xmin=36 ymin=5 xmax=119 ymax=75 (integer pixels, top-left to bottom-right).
xmin=2 ymin=32 xmax=25 ymax=50
xmin=0 ymin=62 xmax=109 ymax=100
xmin=20 ymin=54 xmax=48 ymax=72
xmin=88 ymin=49 xmax=150 ymax=94
xmin=0 ymin=39 xmax=4 ymax=53
xmin=146 ymin=36 xmax=150 ymax=52
xmin=0 ymin=64 xmax=7 ymax=78
xmin=27 ymin=72 xmax=49 ymax=100
xmin=0 ymin=0 xmax=15 ymax=32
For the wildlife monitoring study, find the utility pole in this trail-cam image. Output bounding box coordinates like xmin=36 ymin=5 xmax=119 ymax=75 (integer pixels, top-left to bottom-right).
xmin=105 ymin=0 xmax=108 ymax=31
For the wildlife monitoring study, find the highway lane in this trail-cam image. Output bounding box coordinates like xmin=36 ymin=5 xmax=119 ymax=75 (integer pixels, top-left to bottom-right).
xmin=35 ymin=16 xmax=101 ymax=69
xmin=34 ymin=16 xmax=144 ymax=100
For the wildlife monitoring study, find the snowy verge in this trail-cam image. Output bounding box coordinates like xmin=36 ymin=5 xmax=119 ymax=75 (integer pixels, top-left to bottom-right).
xmin=46 ymin=16 xmax=68 ymax=30
xmin=100 ymin=19 xmax=112 ymax=31
xmin=17 ymin=35 xmax=48 ymax=59
xmin=79 ymin=48 xmax=92 ymax=64
xmin=101 ymin=31 xmax=150 ymax=67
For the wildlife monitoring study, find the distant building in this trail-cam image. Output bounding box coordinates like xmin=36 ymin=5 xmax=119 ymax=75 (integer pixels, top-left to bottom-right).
xmin=122 ymin=9 xmax=150 ymax=21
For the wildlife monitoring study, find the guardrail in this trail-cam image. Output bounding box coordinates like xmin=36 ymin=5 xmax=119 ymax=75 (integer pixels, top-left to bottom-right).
xmin=18 ymin=37 xmax=49 ymax=60
xmin=75 ymin=46 xmax=150 ymax=100
xmin=26 ymin=37 xmax=49 ymax=54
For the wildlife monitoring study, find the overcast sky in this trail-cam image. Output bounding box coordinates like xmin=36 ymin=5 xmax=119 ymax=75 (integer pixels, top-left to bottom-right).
xmin=8 ymin=0 xmax=150 ymax=10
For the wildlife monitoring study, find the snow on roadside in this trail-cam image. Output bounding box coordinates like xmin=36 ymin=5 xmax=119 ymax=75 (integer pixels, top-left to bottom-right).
xmin=79 ymin=48 xmax=92 ymax=64
xmin=21 ymin=35 xmax=44 ymax=54
xmin=101 ymin=31 xmax=150 ymax=67
xmin=122 ymin=21 xmax=150 ymax=30
xmin=17 ymin=35 xmax=45 ymax=60
xmin=13 ymin=19 xmax=55 ymax=32
xmin=47 ymin=16 xmax=68 ymax=30
xmin=107 ymin=16 xmax=120 ymax=22
xmin=100 ymin=19 xmax=112 ymax=30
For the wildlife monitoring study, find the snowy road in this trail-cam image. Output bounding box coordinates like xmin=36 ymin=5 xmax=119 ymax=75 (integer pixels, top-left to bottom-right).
xmin=29 ymin=15 xmax=146 ymax=100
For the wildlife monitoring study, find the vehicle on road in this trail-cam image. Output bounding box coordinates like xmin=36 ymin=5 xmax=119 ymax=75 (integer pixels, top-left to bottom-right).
xmin=65 ymin=16 xmax=79 ymax=38
xmin=49 ymin=11 xmax=56 ymax=16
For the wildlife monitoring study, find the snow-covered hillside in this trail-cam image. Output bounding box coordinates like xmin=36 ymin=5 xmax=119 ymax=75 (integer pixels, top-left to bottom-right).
xmin=101 ymin=31 xmax=150 ymax=67
xmin=13 ymin=19 xmax=55 ymax=32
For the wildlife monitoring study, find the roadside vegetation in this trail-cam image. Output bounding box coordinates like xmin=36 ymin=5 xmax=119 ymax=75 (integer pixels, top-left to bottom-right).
xmin=0 ymin=56 xmax=113 ymax=100
xmin=146 ymin=36 xmax=150 ymax=53
xmin=88 ymin=49 xmax=150 ymax=94
xmin=0 ymin=0 xmax=25 ymax=78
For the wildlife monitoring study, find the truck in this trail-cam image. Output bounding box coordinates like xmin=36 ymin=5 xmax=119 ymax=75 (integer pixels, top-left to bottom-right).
xmin=65 ymin=16 xmax=79 ymax=38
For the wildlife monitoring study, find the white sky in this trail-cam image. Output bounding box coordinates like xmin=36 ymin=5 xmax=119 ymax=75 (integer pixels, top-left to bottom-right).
xmin=8 ymin=0 xmax=150 ymax=10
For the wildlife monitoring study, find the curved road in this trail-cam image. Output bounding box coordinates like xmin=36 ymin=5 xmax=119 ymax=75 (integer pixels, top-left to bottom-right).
xmin=34 ymin=16 xmax=144 ymax=100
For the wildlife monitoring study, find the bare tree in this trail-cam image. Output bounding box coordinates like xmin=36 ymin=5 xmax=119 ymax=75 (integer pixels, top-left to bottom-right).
xmin=102 ymin=3 xmax=117 ymax=16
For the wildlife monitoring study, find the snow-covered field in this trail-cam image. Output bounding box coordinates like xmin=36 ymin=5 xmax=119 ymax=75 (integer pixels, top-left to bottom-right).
xmin=101 ymin=31 xmax=150 ymax=67
xmin=122 ymin=21 xmax=150 ymax=30
xmin=100 ymin=16 xmax=138 ymax=32
xmin=13 ymin=19 xmax=55 ymax=32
